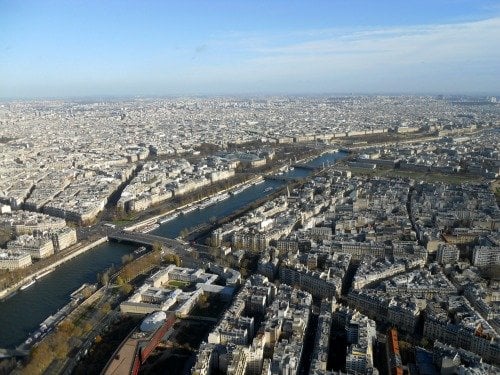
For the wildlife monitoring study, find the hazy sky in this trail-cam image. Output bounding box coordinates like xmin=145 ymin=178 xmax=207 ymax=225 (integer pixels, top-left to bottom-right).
xmin=1 ymin=0 xmax=499 ymax=98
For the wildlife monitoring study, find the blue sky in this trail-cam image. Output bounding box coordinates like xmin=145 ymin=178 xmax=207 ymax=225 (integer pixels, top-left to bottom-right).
xmin=1 ymin=0 xmax=499 ymax=98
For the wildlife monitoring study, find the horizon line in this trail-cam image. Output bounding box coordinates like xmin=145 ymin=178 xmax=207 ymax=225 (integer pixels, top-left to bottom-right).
xmin=1 ymin=91 xmax=499 ymax=102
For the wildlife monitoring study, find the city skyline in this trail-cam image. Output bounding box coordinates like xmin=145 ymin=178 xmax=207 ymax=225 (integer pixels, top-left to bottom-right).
xmin=1 ymin=0 xmax=500 ymax=99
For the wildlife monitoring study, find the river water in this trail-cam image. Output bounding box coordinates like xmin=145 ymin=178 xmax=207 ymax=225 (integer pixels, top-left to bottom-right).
xmin=0 ymin=151 xmax=346 ymax=348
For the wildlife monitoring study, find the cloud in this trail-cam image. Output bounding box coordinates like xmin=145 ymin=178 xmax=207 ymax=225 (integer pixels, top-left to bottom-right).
xmin=195 ymin=17 xmax=500 ymax=93
xmin=246 ymin=18 xmax=500 ymax=61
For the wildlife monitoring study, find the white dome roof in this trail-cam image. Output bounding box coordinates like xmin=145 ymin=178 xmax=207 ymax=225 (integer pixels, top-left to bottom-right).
xmin=140 ymin=311 xmax=166 ymax=332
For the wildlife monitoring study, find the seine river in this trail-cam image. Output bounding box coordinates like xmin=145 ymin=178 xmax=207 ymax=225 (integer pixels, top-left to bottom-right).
xmin=0 ymin=151 xmax=346 ymax=348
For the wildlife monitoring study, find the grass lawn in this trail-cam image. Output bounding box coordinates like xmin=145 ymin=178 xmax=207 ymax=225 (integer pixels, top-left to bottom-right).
xmin=111 ymin=218 xmax=137 ymax=226
xmin=168 ymin=280 xmax=190 ymax=288
xmin=349 ymin=167 xmax=483 ymax=185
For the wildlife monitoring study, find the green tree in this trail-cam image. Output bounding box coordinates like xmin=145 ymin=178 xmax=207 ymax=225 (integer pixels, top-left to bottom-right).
xmin=164 ymin=253 xmax=174 ymax=263
xmin=115 ymin=276 xmax=125 ymax=286
xmin=120 ymin=283 xmax=133 ymax=295
xmin=180 ymin=228 xmax=189 ymax=239
xmin=30 ymin=340 xmax=53 ymax=370
xmin=121 ymin=254 xmax=134 ymax=265
xmin=121 ymin=266 xmax=134 ymax=282
xmin=53 ymin=339 xmax=69 ymax=359
xmin=81 ymin=286 xmax=93 ymax=299
xmin=198 ymin=293 xmax=209 ymax=307
xmin=152 ymin=241 xmax=163 ymax=253
xmin=58 ymin=320 xmax=76 ymax=335
xmin=174 ymin=254 xmax=181 ymax=266
xmin=98 ymin=271 xmax=110 ymax=286
xmin=0 ymin=227 xmax=13 ymax=247
xmin=72 ymin=325 xmax=83 ymax=338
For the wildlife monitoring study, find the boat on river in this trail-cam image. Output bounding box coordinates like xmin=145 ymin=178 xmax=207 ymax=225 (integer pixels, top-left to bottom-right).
xmin=20 ymin=280 xmax=35 ymax=291
xmin=35 ymin=268 xmax=55 ymax=280
xmin=231 ymin=185 xmax=251 ymax=195
xmin=134 ymin=246 xmax=147 ymax=255
xmin=158 ymin=213 xmax=178 ymax=224
xmin=181 ymin=205 xmax=197 ymax=215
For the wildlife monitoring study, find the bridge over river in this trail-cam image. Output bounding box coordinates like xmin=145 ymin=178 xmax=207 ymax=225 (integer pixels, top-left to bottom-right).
xmin=108 ymin=230 xmax=202 ymax=268
xmin=108 ymin=230 xmax=187 ymax=250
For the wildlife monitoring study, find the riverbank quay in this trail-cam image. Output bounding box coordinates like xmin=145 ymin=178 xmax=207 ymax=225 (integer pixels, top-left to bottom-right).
xmin=124 ymin=175 xmax=265 ymax=233
xmin=0 ymin=237 xmax=107 ymax=301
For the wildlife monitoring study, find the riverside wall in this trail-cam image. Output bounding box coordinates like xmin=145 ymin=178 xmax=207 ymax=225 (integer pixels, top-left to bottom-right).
xmin=0 ymin=237 xmax=108 ymax=300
